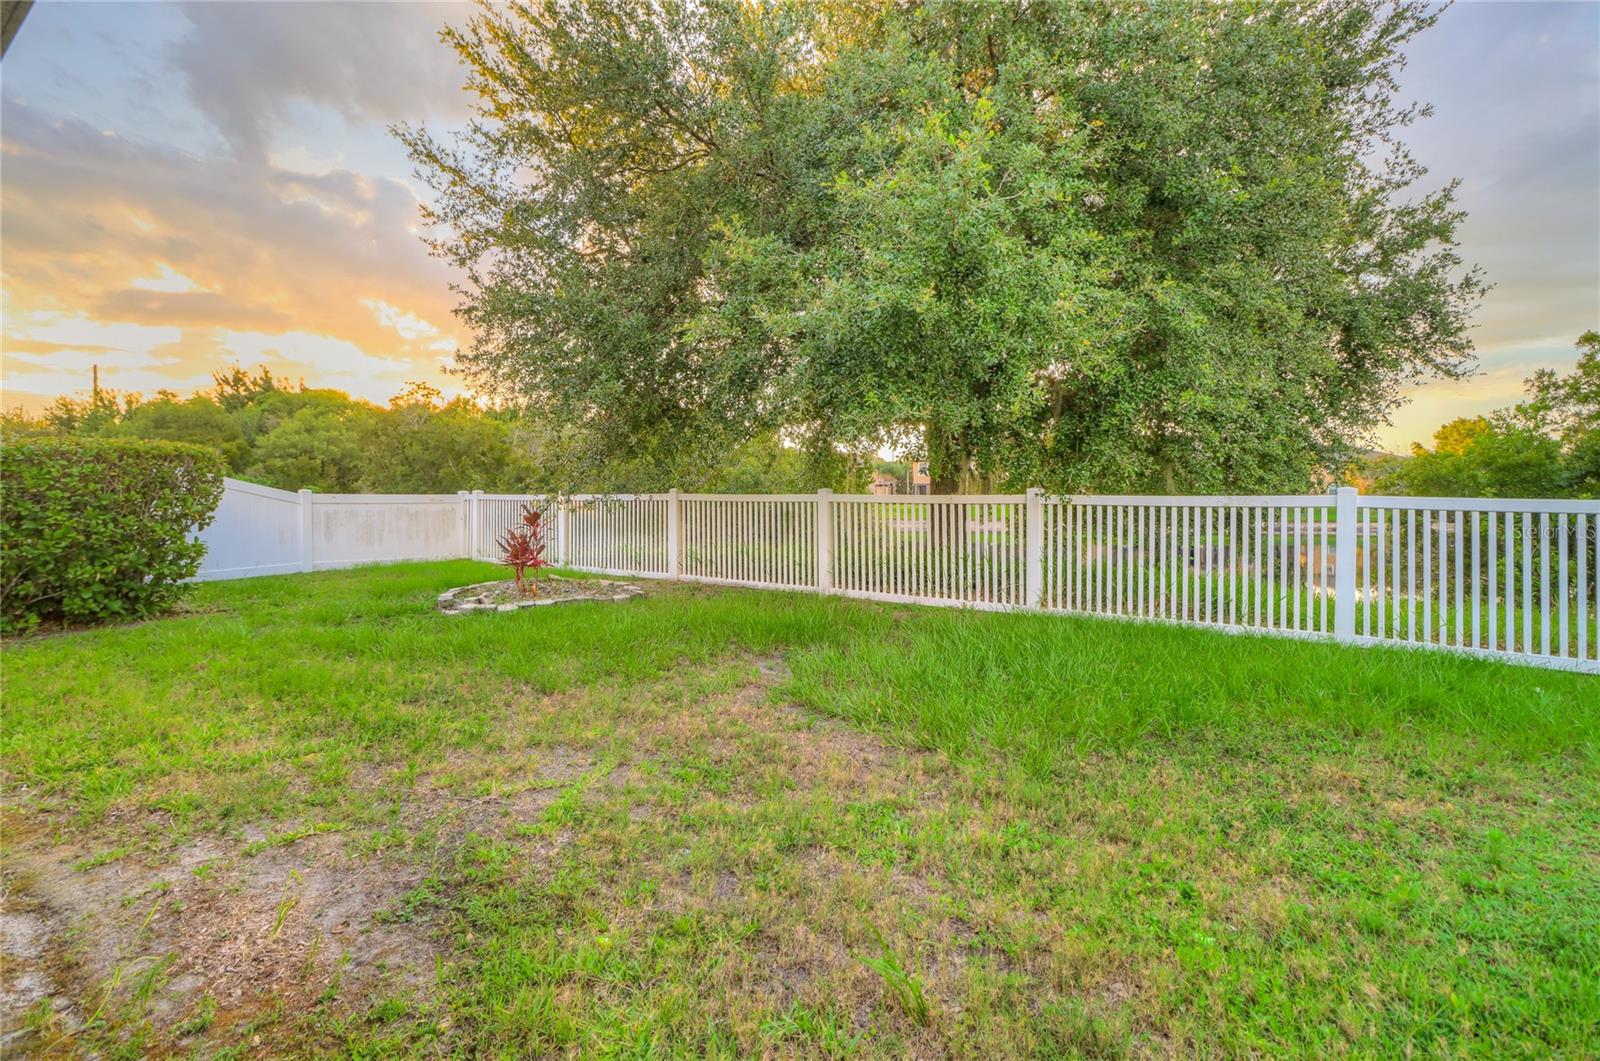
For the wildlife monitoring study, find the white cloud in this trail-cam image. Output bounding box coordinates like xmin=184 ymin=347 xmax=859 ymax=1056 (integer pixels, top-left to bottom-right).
xmin=5 ymin=314 xmax=183 ymax=355
xmin=362 ymin=299 xmax=440 ymax=341
xmin=130 ymin=264 xmax=204 ymax=293
xmin=269 ymin=144 xmax=343 ymax=177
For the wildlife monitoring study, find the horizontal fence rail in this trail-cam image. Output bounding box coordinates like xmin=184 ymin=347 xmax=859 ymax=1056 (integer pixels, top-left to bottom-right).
xmin=202 ymin=482 xmax=1596 ymax=673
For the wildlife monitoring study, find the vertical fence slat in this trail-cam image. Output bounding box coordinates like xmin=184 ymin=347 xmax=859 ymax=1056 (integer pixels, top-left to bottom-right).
xmin=1522 ymin=511 xmax=1533 ymax=654
xmin=1558 ymin=513 xmax=1569 ymax=658
xmin=1579 ymin=513 xmax=1590 ymax=661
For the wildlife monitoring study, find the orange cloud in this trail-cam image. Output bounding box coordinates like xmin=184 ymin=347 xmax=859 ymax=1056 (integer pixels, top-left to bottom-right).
xmin=1 ymin=95 xmax=468 ymax=407
xmin=90 ymin=291 xmax=294 ymax=330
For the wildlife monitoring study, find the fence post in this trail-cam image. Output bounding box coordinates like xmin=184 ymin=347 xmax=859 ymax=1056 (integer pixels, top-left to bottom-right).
xmin=816 ymin=489 xmax=834 ymax=593
xmin=297 ymin=488 xmax=314 ymax=573
xmin=667 ymin=488 xmax=681 ymax=579
xmin=556 ymin=499 xmax=569 ymax=568
xmin=1025 ymin=487 xmax=1044 ymax=609
xmin=471 ymin=490 xmax=484 ymax=560
xmin=457 ymin=490 xmax=472 ymax=559
xmin=1333 ymin=485 xmax=1358 ymax=642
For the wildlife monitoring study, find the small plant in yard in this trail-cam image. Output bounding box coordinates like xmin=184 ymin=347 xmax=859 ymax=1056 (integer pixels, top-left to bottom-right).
xmin=497 ymin=504 xmax=550 ymax=594
xmin=857 ymin=924 xmax=932 ymax=1027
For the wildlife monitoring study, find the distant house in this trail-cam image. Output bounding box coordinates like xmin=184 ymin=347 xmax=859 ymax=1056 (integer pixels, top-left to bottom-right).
xmin=868 ymin=462 xmax=932 ymax=494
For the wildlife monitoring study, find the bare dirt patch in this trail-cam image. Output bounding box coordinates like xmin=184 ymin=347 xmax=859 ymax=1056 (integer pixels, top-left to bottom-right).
xmin=0 ymin=827 xmax=437 ymax=1054
xmin=0 ymin=741 xmax=610 ymax=1054
xmin=2 ymin=659 xmax=1120 ymax=1057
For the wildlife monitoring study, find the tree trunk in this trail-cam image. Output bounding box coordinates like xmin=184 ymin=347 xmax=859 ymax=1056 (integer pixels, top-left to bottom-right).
xmin=927 ymin=428 xmax=967 ymax=495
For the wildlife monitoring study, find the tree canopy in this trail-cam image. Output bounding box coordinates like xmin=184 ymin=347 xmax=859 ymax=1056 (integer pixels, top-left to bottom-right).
xmin=403 ymin=0 xmax=1482 ymax=493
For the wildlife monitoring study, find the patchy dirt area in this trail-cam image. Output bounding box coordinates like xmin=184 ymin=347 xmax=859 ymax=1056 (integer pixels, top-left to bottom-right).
xmin=1 ymin=830 xmax=429 ymax=1054
xmin=0 ymin=658 xmax=1137 ymax=1057
xmin=0 ymin=742 xmax=615 ymax=1055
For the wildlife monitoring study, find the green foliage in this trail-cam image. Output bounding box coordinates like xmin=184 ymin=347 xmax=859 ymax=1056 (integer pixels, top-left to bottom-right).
xmin=0 ymin=437 xmax=225 ymax=633
xmin=404 ymin=0 xmax=1481 ymax=493
xmin=1372 ymin=418 xmax=1566 ymax=498
xmin=4 ymin=366 xmax=830 ymax=495
xmin=244 ymin=400 xmax=379 ymax=493
xmin=116 ymin=395 xmax=251 ymax=471
xmin=360 ymin=384 xmax=532 ymax=494
xmin=1371 ymin=332 xmax=1600 ymax=497
xmin=1516 ymin=330 xmax=1600 ymax=496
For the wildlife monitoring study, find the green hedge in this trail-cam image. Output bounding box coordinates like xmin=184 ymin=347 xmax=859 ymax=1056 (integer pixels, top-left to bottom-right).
xmin=2 ymin=438 xmax=225 ymax=633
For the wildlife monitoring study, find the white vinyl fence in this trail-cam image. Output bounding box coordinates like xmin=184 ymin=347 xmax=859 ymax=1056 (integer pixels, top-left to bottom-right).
xmin=196 ymin=479 xmax=469 ymax=581
xmin=198 ymin=481 xmax=1599 ymax=673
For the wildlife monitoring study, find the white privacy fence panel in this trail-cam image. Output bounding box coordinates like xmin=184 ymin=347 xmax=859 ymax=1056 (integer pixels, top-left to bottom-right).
xmin=194 ymin=479 xmax=304 ymax=581
xmin=1354 ymin=497 xmax=1597 ymax=664
xmin=198 ymin=481 xmax=1597 ymax=672
xmin=197 ymin=479 xmax=467 ymax=580
xmin=308 ymin=493 xmax=464 ymax=569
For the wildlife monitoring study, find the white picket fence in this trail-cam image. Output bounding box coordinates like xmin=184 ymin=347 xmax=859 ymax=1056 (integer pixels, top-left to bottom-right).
xmin=197 ymin=481 xmax=1599 ymax=673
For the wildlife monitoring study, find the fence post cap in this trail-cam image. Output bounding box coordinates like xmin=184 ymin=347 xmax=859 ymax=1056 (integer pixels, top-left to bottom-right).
xmin=817 ymin=487 xmax=833 ymax=496
xmin=297 ymin=488 xmax=312 ymax=495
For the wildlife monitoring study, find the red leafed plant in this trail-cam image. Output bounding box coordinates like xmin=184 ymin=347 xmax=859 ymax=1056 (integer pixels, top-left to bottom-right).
xmin=497 ymin=504 xmax=550 ymax=594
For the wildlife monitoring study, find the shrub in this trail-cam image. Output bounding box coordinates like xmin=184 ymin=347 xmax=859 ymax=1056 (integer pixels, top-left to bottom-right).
xmin=1 ymin=438 xmax=225 ymax=633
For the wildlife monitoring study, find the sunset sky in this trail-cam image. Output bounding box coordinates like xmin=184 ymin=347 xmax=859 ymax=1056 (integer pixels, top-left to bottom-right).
xmin=1 ymin=1 xmax=1596 ymax=452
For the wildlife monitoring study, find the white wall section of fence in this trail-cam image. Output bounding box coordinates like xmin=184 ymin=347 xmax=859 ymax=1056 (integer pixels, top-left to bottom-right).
xmin=195 ymin=479 xmax=468 ymax=580
xmin=305 ymin=491 xmax=465 ymax=570
xmin=197 ymin=480 xmax=1599 ymax=672
xmin=193 ymin=479 xmax=306 ymax=581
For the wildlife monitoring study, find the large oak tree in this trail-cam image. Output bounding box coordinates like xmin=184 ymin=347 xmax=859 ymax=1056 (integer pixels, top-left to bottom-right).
xmin=402 ymin=0 xmax=1482 ymax=493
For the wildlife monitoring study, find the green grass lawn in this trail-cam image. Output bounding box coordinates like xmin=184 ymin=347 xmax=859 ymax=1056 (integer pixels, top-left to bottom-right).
xmin=2 ymin=560 xmax=1596 ymax=1057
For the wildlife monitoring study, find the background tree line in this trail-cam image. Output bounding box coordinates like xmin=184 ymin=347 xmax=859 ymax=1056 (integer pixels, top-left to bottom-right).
xmin=6 ymin=337 xmax=1592 ymax=499
xmin=0 ymin=367 xmax=832 ymax=495
xmin=1360 ymin=331 xmax=1599 ymax=499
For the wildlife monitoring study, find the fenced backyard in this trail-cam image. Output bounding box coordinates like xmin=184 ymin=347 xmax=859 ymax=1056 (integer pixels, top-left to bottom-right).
xmin=203 ymin=482 xmax=1599 ymax=671
xmin=7 ymin=483 xmax=1596 ymax=1055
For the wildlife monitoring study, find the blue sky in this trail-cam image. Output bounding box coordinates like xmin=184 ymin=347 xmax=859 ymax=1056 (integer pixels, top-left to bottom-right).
xmin=1 ymin=1 xmax=1595 ymax=451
